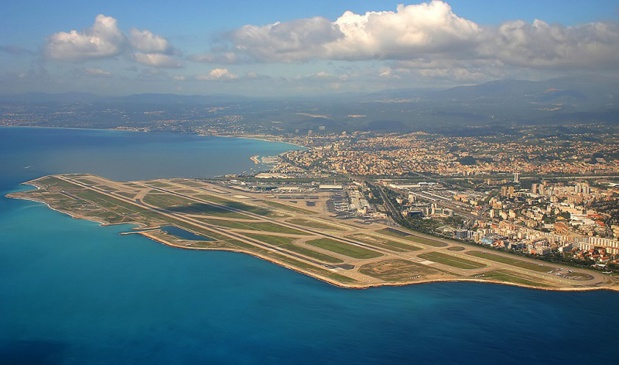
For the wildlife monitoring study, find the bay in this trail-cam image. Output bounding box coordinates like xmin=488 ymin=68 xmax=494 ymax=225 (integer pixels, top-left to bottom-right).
xmin=1 ymin=127 xmax=617 ymax=364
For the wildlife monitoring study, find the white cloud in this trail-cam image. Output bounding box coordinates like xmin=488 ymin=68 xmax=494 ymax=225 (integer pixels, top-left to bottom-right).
xmin=46 ymin=14 xmax=126 ymax=61
xmin=129 ymin=29 xmax=172 ymax=54
xmin=213 ymin=0 xmax=619 ymax=74
xmin=134 ymin=52 xmax=183 ymax=68
xmin=482 ymin=19 xmax=619 ymax=69
xmin=230 ymin=17 xmax=342 ymax=62
xmin=378 ymin=67 xmax=394 ymax=79
xmin=41 ymin=2 xmax=619 ymax=90
xmin=329 ymin=2 xmax=480 ymax=60
xmin=394 ymin=58 xmax=506 ymax=82
xmin=83 ymin=67 xmax=112 ymax=77
xmin=196 ymin=68 xmax=238 ymax=80
xmin=46 ymin=14 xmax=183 ymax=68
xmin=304 ymin=71 xmax=352 ymax=81
xmin=224 ymin=1 xmax=479 ymax=62
xmin=129 ymin=29 xmax=182 ymax=68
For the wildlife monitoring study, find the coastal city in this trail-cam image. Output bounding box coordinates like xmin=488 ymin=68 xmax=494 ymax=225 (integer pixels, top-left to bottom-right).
xmin=242 ymin=129 xmax=619 ymax=273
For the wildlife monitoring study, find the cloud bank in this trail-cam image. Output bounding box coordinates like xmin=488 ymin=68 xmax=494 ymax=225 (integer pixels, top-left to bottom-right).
xmin=46 ymin=14 xmax=183 ymax=68
xmin=41 ymin=1 xmax=619 ymax=91
xmin=46 ymin=15 xmax=125 ymax=61
xmin=129 ymin=29 xmax=172 ymax=54
xmin=486 ymin=19 xmax=619 ymax=69
xmin=196 ymin=0 xmax=619 ymax=71
xmin=196 ymin=68 xmax=238 ymax=80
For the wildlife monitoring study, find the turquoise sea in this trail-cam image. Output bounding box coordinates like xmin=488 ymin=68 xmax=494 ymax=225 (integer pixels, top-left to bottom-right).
xmin=1 ymin=127 xmax=618 ymax=364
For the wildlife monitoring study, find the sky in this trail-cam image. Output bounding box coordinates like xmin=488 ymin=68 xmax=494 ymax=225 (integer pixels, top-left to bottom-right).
xmin=1 ymin=0 xmax=618 ymax=96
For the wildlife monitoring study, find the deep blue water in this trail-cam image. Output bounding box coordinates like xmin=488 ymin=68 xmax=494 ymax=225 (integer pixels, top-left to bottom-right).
xmin=1 ymin=127 xmax=618 ymax=364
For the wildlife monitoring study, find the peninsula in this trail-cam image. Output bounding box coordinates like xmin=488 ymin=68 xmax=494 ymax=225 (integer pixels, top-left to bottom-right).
xmin=8 ymin=174 xmax=619 ymax=291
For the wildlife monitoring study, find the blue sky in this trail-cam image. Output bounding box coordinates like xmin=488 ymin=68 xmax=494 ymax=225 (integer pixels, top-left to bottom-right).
xmin=1 ymin=0 xmax=618 ymax=96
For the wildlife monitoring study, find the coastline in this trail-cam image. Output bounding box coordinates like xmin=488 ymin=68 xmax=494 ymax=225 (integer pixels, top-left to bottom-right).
xmin=8 ymin=188 xmax=617 ymax=293
xmin=6 ymin=181 xmax=150 ymax=230
xmin=107 ymin=227 xmax=619 ymax=293
xmin=214 ymin=132 xmax=308 ymax=149
xmin=0 ymin=124 xmax=141 ymax=134
xmin=0 ymin=125 xmax=309 ymax=149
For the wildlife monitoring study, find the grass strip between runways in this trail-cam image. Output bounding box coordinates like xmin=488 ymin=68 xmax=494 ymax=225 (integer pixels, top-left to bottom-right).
xmin=286 ymin=218 xmax=346 ymax=231
xmin=200 ymin=218 xmax=308 ymax=235
xmin=466 ymin=251 xmax=551 ymax=272
xmin=378 ymin=228 xmax=447 ymax=247
xmin=307 ymin=238 xmax=382 ymax=259
xmin=418 ymin=252 xmax=486 ymax=269
xmin=479 ymin=270 xmax=550 ymax=287
xmin=262 ymin=200 xmax=316 ymax=215
xmin=349 ymin=234 xmax=421 ymax=252
xmin=242 ymin=234 xmax=343 ymax=264
xmin=226 ymin=238 xmax=356 ymax=284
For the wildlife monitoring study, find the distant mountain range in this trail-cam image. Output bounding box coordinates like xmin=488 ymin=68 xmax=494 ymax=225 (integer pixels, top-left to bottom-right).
xmin=0 ymin=91 xmax=248 ymax=104
xmin=1 ymin=76 xmax=616 ymax=107
xmin=437 ymin=76 xmax=616 ymax=106
xmin=1 ymin=76 xmax=617 ymax=133
xmin=367 ymin=76 xmax=617 ymax=107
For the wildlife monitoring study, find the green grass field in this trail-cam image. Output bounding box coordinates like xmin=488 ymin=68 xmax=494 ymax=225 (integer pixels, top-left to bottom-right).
xmin=223 ymin=238 xmax=356 ymax=284
xmin=286 ymin=218 xmax=346 ymax=231
xmin=145 ymin=181 xmax=175 ymax=188
xmin=466 ymin=251 xmax=551 ymax=272
xmin=378 ymin=228 xmax=448 ymax=247
xmin=348 ymin=234 xmax=421 ymax=252
xmin=242 ymin=233 xmax=296 ymax=246
xmin=201 ymin=218 xmax=309 ymax=235
xmin=359 ymin=259 xmax=443 ymax=281
xmin=115 ymin=191 xmax=138 ymax=199
xmin=143 ymin=193 xmax=249 ymax=219
xmin=404 ymin=235 xmax=448 ymax=248
xmin=195 ymin=194 xmax=234 ymax=204
xmin=306 ymin=238 xmax=382 ymax=259
xmin=235 ymin=234 xmax=346 ymax=267
xmin=418 ymin=252 xmax=486 ymax=269
xmin=479 ymin=270 xmax=549 ymax=287
xmin=262 ymin=200 xmax=316 ymax=214
xmin=196 ymin=195 xmax=278 ymax=217
xmin=281 ymin=244 xmax=344 ymax=264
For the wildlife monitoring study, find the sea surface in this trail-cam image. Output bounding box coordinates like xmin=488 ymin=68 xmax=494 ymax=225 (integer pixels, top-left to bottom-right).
xmin=1 ymin=127 xmax=618 ymax=364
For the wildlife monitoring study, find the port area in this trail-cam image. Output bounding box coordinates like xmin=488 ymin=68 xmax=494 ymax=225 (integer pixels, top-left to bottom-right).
xmin=7 ymin=173 xmax=619 ymax=291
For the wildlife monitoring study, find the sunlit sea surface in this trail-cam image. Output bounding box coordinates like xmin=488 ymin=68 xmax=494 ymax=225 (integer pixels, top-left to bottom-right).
xmin=1 ymin=127 xmax=617 ymax=364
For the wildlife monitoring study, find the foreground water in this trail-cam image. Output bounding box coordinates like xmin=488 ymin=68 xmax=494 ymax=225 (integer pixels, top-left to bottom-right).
xmin=1 ymin=127 xmax=618 ymax=364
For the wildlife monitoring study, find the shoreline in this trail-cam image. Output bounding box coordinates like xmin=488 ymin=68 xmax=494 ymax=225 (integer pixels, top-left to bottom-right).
xmin=216 ymin=133 xmax=308 ymax=149
xmin=8 ymin=188 xmax=617 ymax=293
xmin=0 ymin=124 xmax=142 ymax=134
xmin=126 ymin=229 xmax=619 ymax=293
xmin=0 ymin=125 xmax=309 ymax=149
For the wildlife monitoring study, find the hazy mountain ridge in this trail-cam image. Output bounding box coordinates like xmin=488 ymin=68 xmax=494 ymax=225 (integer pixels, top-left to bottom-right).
xmin=1 ymin=76 xmax=617 ymax=134
xmin=1 ymin=76 xmax=616 ymax=106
